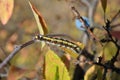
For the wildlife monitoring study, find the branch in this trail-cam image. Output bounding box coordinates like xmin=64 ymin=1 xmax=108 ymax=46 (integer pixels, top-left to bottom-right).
xmin=111 ymin=10 xmax=120 ymax=24
xmin=81 ymin=0 xmax=90 ymax=7
xmin=0 ymin=46 xmax=7 ymax=57
xmin=88 ymin=0 xmax=98 ymax=26
xmin=71 ymin=6 xmax=103 ymax=47
xmin=94 ymin=62 xmax=120 ymax=74
xmin=81 ymin=0 xmax=99 ymax=26
xmin=0 ymin=39 xmax=35 ymax=69
xmin=111 ymin=23 xmax=120 ymax=28
xmin=104 ymin=19 xmax=120 ymax=64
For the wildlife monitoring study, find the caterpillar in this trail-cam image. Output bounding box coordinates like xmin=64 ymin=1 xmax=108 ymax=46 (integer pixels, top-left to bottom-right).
xmin=35 ymin=34 xmax=82 ymax=54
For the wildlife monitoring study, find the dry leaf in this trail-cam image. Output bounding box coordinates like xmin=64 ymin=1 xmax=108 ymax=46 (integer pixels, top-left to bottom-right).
xmin=100 ymin=0 xmax=107 ymax=13
xmin=29 ymin=1 xmax=48 ymax=35
xmin=0 ymin=0 xmax=14 ymax=25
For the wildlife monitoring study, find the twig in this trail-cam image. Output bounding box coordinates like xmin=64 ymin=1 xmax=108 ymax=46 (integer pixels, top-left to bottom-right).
xmin=0 ymin=46 xmax=7 ymax=57
xmin=111 ymin=23 xmax=120 ymax=28
xmin=104 ymin=20 xmax=120 ymax=63
xmin=0 ymin=39 xmax=35 ymax=69
xmin=102 ymin=68 xmax=107 ymax=80
xmin=71 ymin=6 xmax=103 ymax=47
xmin=81 ymin=0 xmax=99 ymax=26
xmin=94 ymin=18 xmax=120 ymax=79
xmin=81 ymin=0 xmax=90 ymax=7
xmin=94 ymin=62 xmax=120 ymax=74
xmin=111 ymin=10 xmax=120 ymax=24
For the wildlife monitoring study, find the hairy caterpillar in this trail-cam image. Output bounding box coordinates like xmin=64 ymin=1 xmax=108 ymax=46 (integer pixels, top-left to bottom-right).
xmin=35 ymin=34 xmax=82 ymax=54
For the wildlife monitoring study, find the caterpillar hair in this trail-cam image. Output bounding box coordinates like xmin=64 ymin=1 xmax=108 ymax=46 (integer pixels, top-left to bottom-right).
xmin=35 ymin=34 xmax=82 ymax=54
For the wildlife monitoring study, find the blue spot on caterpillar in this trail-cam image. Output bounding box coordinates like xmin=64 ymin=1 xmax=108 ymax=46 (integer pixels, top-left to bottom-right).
xmin=35 ymin=34 xmax=82 ymax=54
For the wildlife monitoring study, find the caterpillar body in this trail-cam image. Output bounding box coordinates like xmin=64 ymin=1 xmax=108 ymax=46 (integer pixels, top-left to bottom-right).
xmin=35 ymin=35 xmax=82 ymax=54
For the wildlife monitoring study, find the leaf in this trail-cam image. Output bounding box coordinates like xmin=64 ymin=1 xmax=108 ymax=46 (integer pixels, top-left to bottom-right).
xmin=61 ymin=54 xmax=71 ymax=70
xmin=100 ymin=0 xmax=107 ymax=13
xmin=103 ymin=41 xmax=117 ymax=61
xmin=29 ymin=1 xmax=48 ymax=48
xmin=45 ymin=49 xmax=70 ymax=80
xmin=29 ymin=1 xmax=48 ymax=35
xmin=111 ymin=31 xmax=120 ymax=40
xmin=84 ymin=65 xmax=102 ymax=80
xmin=0 ymin=0 xmax=14 ymax=25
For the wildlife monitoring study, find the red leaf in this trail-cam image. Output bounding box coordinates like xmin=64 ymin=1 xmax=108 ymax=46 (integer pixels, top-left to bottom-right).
xmin=111 ymin=31 xmax=120 ymax=40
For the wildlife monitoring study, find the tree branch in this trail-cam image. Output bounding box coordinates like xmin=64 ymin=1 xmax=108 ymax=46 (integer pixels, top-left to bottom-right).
xmin=0 ymin=46 xmax=7 ymax=57
xmin=94 ymin=62 xmax=120 ymax=74
xmin=81 ymin=0 xmax=99 ymax=26
xmin=81 ymin=0 xmax=90 ymax=7
xmin=111 ymin=10 xmax=120 ymax=24
xmin=0 ymin=39 xmax=35 ymax=69
xmin=71 ymin=6 xmax=103 ymax=47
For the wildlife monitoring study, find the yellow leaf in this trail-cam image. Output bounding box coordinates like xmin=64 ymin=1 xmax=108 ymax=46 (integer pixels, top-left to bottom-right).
xmin=84 ymin=65 xmax=102 ymax=80
xmin=45 ymin=49 xmax=70 ymax=80
xmin=0 ymin=0 xmax=14 ymax=25
xmin=103 ymin=41 xmax=117 ymax=61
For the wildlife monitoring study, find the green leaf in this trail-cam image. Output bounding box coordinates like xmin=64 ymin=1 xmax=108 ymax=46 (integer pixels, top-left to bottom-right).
xmin=103 ymin=41 xmax=117 ymax=61
xmin=100 ymin=0 xmax=107 ymax=13
xmin=0 ymin=0 xmax=14 ymax=25
xmin=45 ymin=49 xmax=70 ymax=80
